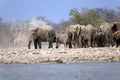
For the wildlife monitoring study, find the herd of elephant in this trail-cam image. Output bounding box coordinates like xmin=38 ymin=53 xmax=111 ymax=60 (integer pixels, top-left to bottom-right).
xmin=28 ymin=22 xmax=120 ymax=49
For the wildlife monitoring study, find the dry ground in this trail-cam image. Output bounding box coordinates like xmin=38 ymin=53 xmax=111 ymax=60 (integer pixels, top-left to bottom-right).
xmin=0 ymin=47 xmax=120 ymax=64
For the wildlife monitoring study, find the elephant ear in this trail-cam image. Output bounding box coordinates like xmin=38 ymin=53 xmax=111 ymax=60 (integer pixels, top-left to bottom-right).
xmin=34 ymin=28 xmax=39 ymax=32
xmin=76 ymin=26 xmax=81 ymax=36
xmin=31 ymin=28 xmax=39 ymax=36
xmin=31 ymin=27 xmax=38 ymax=32
xmin=111 ymin=23 xmax=117 ymax=33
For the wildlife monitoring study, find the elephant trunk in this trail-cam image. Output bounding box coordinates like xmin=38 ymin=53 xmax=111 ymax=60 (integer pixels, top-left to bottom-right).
xmin=28 ymin=40 xmax=32 ymax=49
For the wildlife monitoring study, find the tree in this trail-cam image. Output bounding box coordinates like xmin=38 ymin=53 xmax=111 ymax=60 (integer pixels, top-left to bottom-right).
xmin=69 ymin=8 xmax=106 ymax=26
xmin=94 ymin=8 xmax=117 ymax=22
xmin=69 ymin=8 xmax=82 ymax=24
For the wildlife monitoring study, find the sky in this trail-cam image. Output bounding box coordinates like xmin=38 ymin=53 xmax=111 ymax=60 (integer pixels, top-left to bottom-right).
xmin=0 ymin=0 xmax=120 ymax=23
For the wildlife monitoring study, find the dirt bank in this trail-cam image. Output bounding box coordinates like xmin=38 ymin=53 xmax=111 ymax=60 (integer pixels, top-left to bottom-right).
xmin=0 ymin=47 xmax=120 ymax=64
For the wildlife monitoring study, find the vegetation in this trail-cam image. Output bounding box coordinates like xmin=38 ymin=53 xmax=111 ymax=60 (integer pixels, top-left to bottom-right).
xmin=54 ymin=59 xmax=63 ymax=64
xmin=69 ymin=7 xmax=118 ymax=26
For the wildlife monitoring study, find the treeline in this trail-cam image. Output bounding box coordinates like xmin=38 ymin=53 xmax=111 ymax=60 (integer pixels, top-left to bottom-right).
xmin=58 ymin=7 xmax=120 ymax=28
xmin=72 ymin=7 xmax=120 ymax=25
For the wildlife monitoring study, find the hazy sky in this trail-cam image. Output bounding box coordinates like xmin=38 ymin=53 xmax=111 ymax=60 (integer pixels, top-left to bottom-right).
xmin=0 ymin=0 xmax=120 ymax=23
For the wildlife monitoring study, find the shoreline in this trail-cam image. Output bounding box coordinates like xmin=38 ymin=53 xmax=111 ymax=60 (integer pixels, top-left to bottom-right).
xmin=0 ymin=47 xmax=120 ymax=64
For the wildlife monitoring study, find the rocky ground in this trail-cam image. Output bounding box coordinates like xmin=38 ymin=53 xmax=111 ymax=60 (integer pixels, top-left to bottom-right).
xmin=0 ymin=47 xmax=120 ymax=64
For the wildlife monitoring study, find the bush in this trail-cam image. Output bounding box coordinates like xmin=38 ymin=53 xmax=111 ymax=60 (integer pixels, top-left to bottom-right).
xmin=54 ymin=59 xmax=63 ymax=64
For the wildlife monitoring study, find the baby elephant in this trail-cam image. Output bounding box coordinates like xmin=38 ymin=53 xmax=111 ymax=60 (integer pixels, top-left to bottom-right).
xmin=56 ymin=33 xmax=69 ymax=48
xmin=112 ymin=30 xmax=120 ymax=47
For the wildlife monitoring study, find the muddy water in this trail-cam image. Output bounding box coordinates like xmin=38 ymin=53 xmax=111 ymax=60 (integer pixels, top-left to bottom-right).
xmin=0 ymin=62 xmax=120 ymax=80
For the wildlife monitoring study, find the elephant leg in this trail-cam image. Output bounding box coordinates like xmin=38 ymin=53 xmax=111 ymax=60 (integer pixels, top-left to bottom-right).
xmin=86 ymin=40 xmax=89 ymax=47
xmin=91 ymin=39 xmax=94 ymax=47
xmin=72 ymin=42 xmax=75 ymax=48
xmin=51 ymin=43 xmax=53 ymax=48
xmin=106 ymin=38 xmax=108 ymax=47
xmin=56 ymin=43 xmax=60 ymax=48
xmin=101 ymin=40 xmax=104 ymax=47
xmin=82 ymin=37 xmax=88 ymax=48
xmin=111 ymin=40 xmax=115 ymax=47
xmin=82 ymin=42 xmax=84 ymax=48
xmin=68 ymin=38 xmax=72 ymax=48
xmin=98 ymin=41 xmax=101 ymax=47
xmin=74 ymin=40 xmax=79 ymax=48
xmin=100 ymin=38 xmax=103 ymax=47
xmin=85 ymin=40 xmax=87 ymax=48
xmin=64 ymin=41 xmax=67 ymax=48
xmin=56 ymin=39 xmax=59 ymax=48
xmin=37 ymin=39 xmax=41 ymax=49
xmin=74 ymin=42 xmax=77 ymax=48
xmin=97 ymin=39 xmax=100 ymax=47
xmin=107 ymin=37 xmax=112 ymax=47
xmin=81 ymin=39 xmax=84 ymax=48
xmin=64 ymin=43 xmax=67 ymax=48
xmin=48 ymin=40 xmax=53 ymax=48
xmin=116 ymin=39 xmax=120 ymax=47
xmin=34 ymin=39 xmax=38 ymax=49
xmin=84 ymin=39 xmax=88 ymax=48
xmin=116 ymin=41 xmax=118 ymax=47
xmin=68 ymin=42 xmax=72 ymax=48
xmin=91 ymin=41 xmax=94 ymax=47
xmin=28 ymin=40 xmax=32 ymax=49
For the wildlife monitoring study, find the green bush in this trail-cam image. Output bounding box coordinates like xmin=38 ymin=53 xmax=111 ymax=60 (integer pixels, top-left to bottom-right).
xmin=54 ymin=59 xmax=63 ymax=64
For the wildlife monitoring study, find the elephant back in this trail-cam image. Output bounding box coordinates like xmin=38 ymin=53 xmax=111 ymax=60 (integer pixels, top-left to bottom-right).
xmin=57 ymin=33 xmax=68 ymax=43
xmin=65 ymin=25 xmax=78 ymax=33
xmin=100 ymin=22 xmax=111 ymax=33
xmin=81 ymin=24 xmax=94 ymax=38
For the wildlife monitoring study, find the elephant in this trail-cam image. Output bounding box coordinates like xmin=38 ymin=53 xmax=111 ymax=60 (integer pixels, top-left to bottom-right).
xmin=64 ymin=24 xmax=81 ymax=48
xmin=79 ymin=24 xmax=95 ymax=48
xmin=100 ymin=22 xmax=120 ymax=47
xmin=56 ymin=33 xmax=69 ymax=48
xmin=95 ymin=31 xmax=106 ymax=47
xmin=28 ymin=26 xmax=56 ymax=49
xmin=112 ymin=30 xmax=120 ymax=47
xmin=65 ymin=24 xmax=97 ymax=48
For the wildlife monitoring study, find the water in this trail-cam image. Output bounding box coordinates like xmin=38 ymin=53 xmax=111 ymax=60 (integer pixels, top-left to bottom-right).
xmin=0 ymin=62 xmax=120 ymax=80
